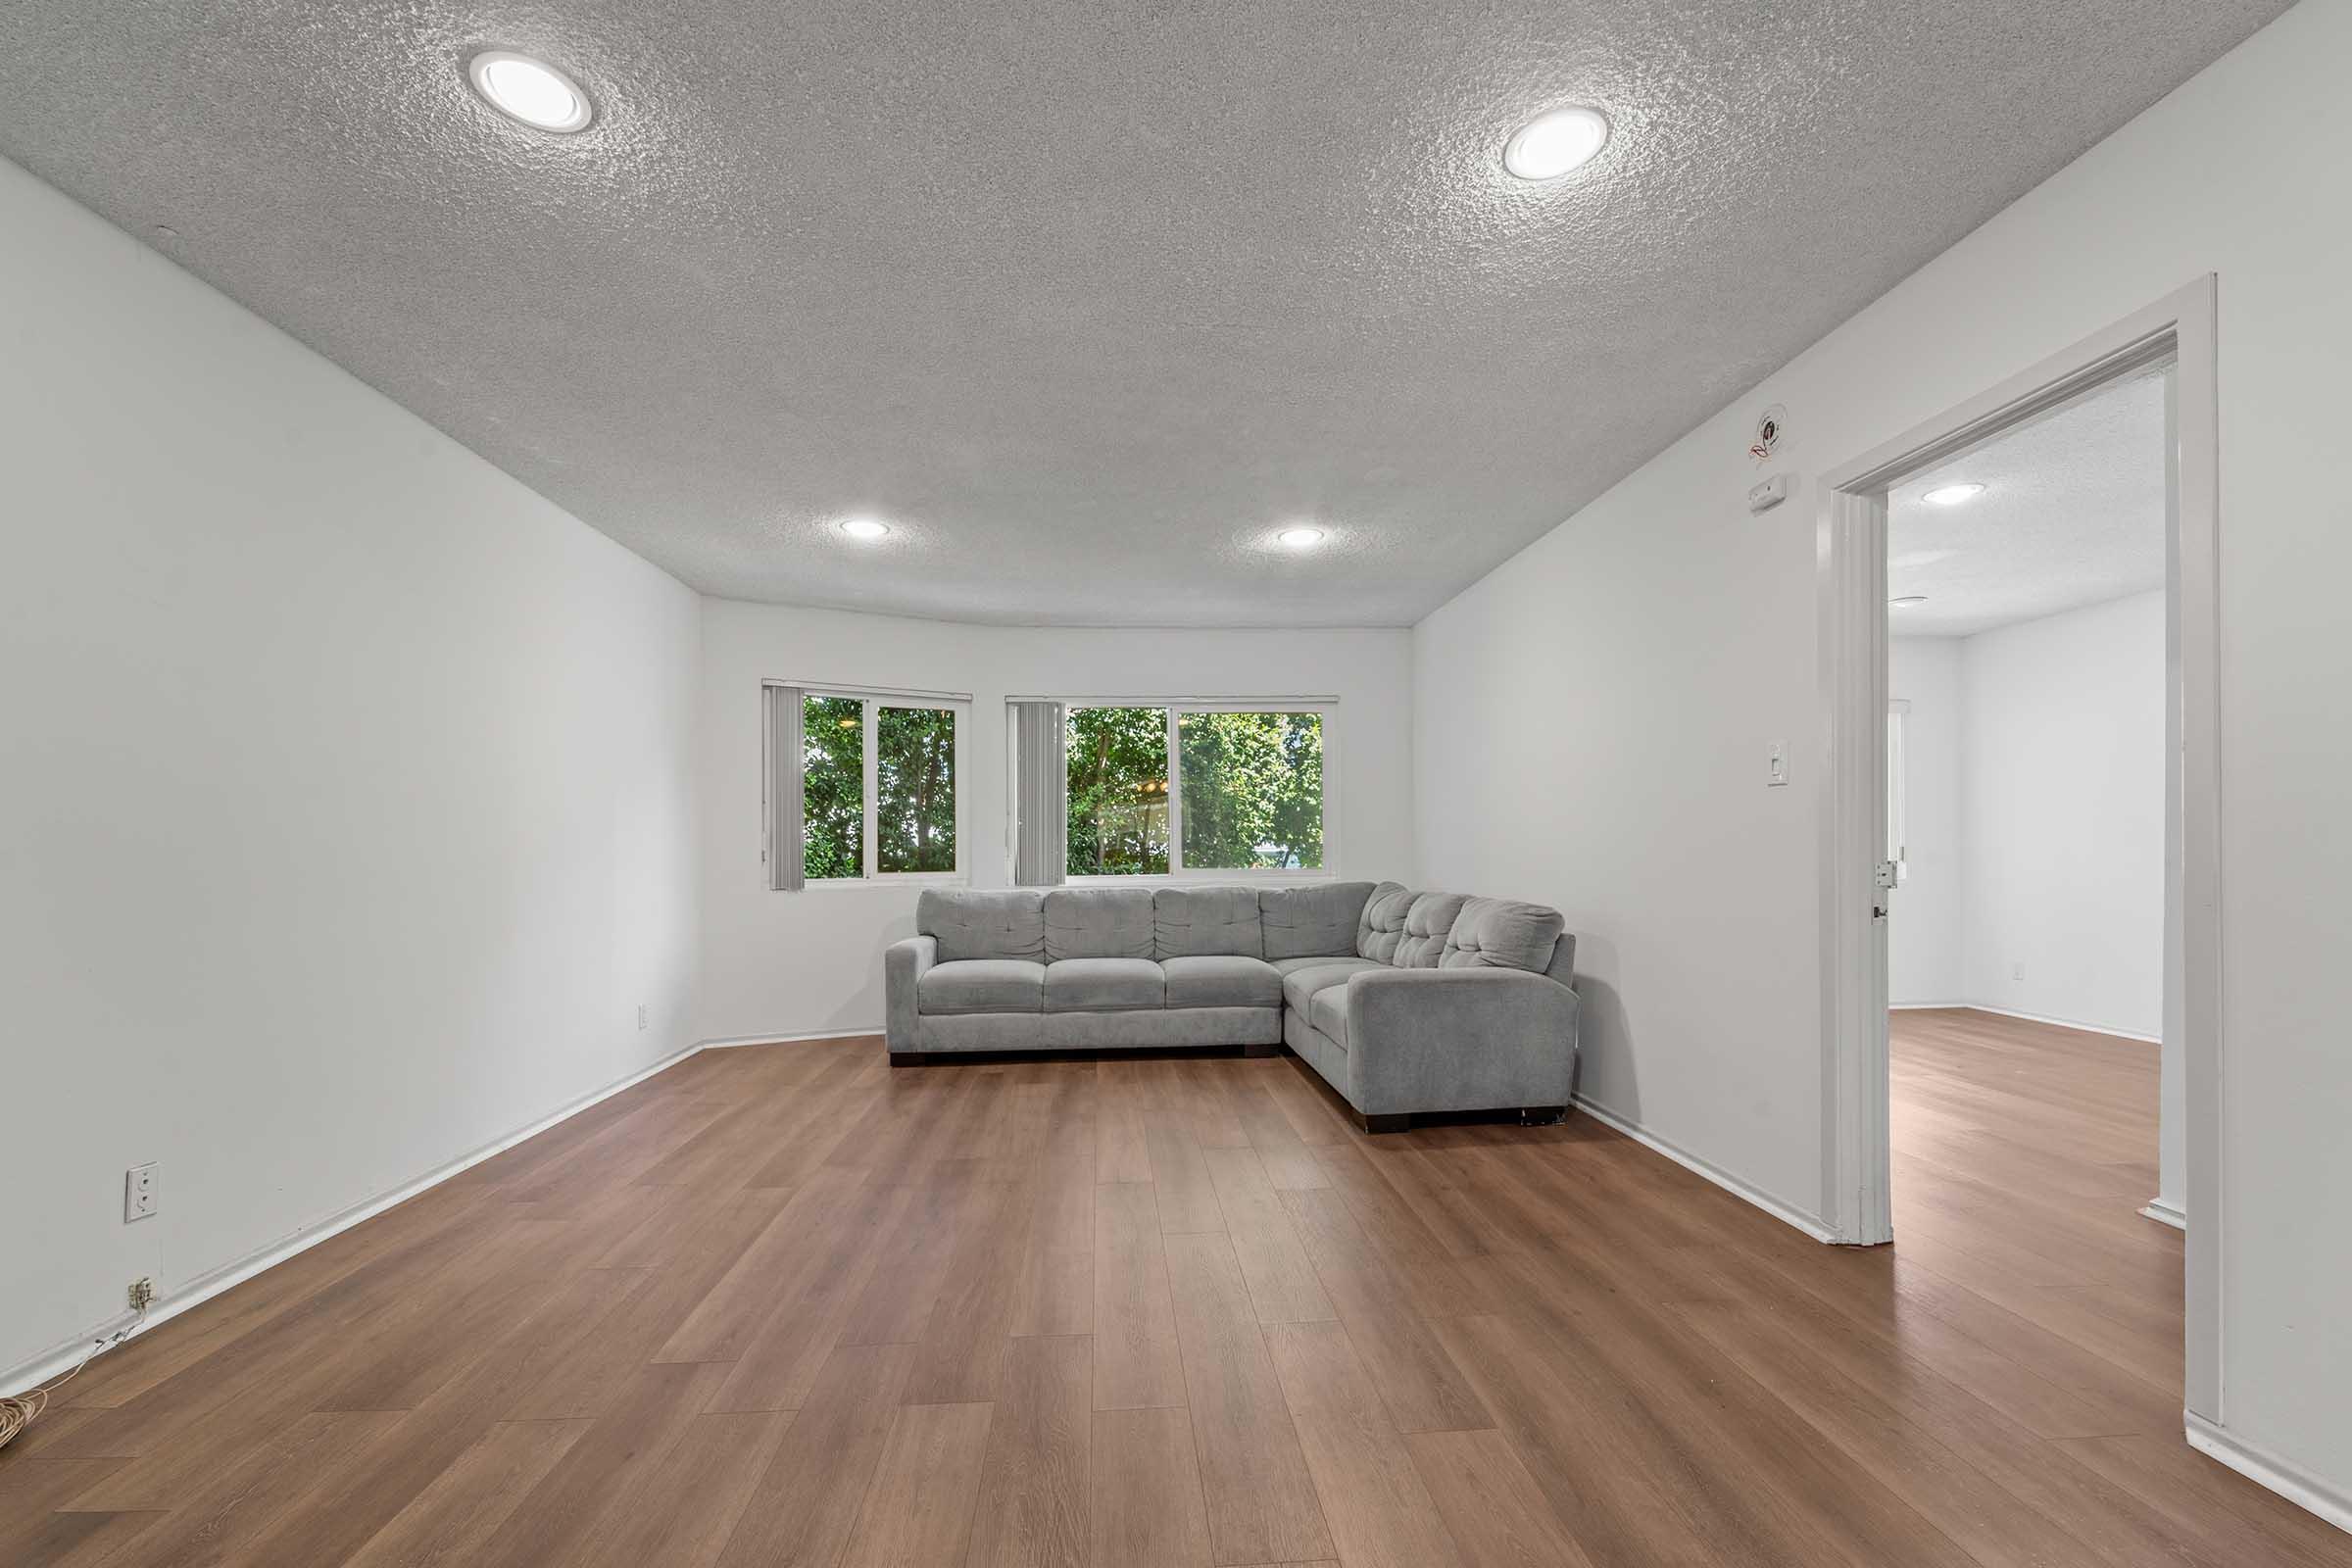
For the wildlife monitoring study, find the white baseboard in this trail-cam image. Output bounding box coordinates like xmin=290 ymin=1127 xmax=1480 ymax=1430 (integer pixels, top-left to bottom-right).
xmin=701 ymin=1026 xmax=880 ymax=1050
xmin=2185 ymin=1413 xmax=2352 ymax=1536
xmin=1888 ymin=1001 xmax=1973 ymax=1010
xmin=2140 ymin=1197 xmax=2187 ymax=1231
xmin=1896 ymin=1002 xmax=2159 ymax=1044
xmin=1571 ymin=1095 xmax=1842 ymax=1245
xmin=0 ymin=1030 xmax=870 ymax=1398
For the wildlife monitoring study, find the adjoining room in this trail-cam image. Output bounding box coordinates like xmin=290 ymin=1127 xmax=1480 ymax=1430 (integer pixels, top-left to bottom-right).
xmin=1884 ymin=366 xmax=2186 ymax=1403
xmin=6 ymin=0 xmax=2351 ymax=1562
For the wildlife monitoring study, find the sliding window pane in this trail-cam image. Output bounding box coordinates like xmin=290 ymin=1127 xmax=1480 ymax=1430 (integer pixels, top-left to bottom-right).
xmin=803 ymin=695 xmax=863 ymax=879
xmin=878 ymin=706 xmax=957 ymax=872
xmin=1065 ymin=707 xmax=1170 ymax=875
xmin=1179 ymin=711 xmax=1323 ymax=869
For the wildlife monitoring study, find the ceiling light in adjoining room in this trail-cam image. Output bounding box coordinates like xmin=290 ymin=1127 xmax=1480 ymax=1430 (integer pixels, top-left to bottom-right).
xmin=1502 ymin=108 xmax=1610 ymax=180
xmin=466 ymin=51 xmax=593 ymax=132
xmin=1921 ymin=482 xmax=1985 ymax=507
xmin=836 ymin=517 xmax=892 ymax=541
xmin=1889 ymin=595 xmax=1930 ymax=608
xmin=1276 ymin=527 xmax=1327 ymax=550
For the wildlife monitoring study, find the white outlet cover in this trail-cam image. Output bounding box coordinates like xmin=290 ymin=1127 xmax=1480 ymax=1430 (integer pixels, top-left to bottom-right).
xmin=124 ymin=1161 xmax=159 ymax=1223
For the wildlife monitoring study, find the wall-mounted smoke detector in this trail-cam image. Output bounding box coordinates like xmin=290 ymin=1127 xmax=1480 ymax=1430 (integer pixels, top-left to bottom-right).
xmin=1749 ymin=404 xmax=1787 ymax=465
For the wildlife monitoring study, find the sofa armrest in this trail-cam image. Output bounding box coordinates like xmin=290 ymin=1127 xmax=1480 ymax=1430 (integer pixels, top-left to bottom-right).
xmin=885 ymin=935 xmax=938 ymax=1051
xmin=1343 ymin=967 xmax=1578 ymax=1115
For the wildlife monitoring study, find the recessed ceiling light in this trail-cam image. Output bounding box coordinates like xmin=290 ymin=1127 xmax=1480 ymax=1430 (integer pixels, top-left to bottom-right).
xmin=836 ymin=517 xmax=892 ymax=541
xmin=1502 ymin=108 xmax=1610 ymax=180
xmin=1889 ymin=595 xmax=1930 ymax=608
xmin=466 ymin=51 xmax=593 ymax=132
xmin=1276 ymin=527 xmax=1326 ymax=549
xmin=1921 ymin=482 xmax=1985 ymax=507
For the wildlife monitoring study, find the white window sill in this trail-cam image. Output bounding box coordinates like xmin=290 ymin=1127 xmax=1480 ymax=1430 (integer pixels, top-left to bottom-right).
xmin=793 ymin=874 xmax=970 ymax=892
xmin=1062 ymin=871 xmax=1340 ymax=888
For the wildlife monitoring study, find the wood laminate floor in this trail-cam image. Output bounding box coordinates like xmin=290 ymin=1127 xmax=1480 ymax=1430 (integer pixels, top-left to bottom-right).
xmin=4 ymin=1010 xmax=2344 ymax=1566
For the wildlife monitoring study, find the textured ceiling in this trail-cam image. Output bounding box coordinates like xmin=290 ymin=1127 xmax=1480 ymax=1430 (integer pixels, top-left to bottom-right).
xmin=0 ymin=1 xmax=2285 ymax=626
xmin=1890 ymin=368 xmax=2168 ymax=638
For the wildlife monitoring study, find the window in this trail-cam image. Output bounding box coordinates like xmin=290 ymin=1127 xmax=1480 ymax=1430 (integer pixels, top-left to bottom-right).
xmin=876 ymin=704 xmax=956 ymax=873
xmin=766 ymin=684 xmax=967 ymax=888
xmin=1066 ymin=707 xmax=1171 ymax=875
xmin=1054 ymin=702 xmax=1330 ymax=878
xmin=1178 ymin=710 xmax=1323 ymax=870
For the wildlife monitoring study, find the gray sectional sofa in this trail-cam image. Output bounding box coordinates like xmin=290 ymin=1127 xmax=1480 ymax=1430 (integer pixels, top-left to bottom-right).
xmin=883 ymin=880 xmax=1577 ymax=1131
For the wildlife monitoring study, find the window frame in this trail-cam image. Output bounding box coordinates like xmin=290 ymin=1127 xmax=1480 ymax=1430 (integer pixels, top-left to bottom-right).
xmin=764 ymin=680 xmax=972 ymax=890
xmin=1029 ymin=695 xmax=1340 ymax=885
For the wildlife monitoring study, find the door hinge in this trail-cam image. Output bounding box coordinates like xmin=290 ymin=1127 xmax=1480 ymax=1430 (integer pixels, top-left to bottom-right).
xmin=1874 ymin=860 xmax=1899 ymax=891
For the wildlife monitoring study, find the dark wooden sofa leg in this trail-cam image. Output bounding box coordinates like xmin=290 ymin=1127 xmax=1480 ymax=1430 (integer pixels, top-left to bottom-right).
xmin=888 ymin=1052 xmax=920 ymax=1067
xmin=1359 ymin=1111 xmax=1411 ymax=1134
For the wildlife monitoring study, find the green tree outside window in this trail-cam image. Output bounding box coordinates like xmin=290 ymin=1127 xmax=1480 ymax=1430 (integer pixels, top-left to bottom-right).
xmin=1066 ymin=706 xmax=1169 ymax=875
xmin=1064 ymin=707 xmax=1323 ymax=874
xmin=1180 ymin=711 xmax=1322 ymax=869
xmin=878 ymin=707 xmax=956 ymax=872
xmin=802 ymin=695 xmax=863 ymax=879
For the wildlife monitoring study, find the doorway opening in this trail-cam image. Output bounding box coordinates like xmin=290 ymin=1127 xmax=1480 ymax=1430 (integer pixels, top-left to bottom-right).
xmin=1815 ymin=278 xmax=2220 ymax=1431
xmin=1883 ymin=360 xmax=2179 ymax=1395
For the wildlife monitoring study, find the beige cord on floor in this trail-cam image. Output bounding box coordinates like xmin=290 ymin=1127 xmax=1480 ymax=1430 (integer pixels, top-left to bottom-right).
xmin=0 ymin=1305 xmax=147 ymax=1451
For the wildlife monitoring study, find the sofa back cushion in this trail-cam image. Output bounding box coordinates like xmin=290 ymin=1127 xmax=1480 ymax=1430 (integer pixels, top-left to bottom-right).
xmin=1044 ymin=888 xmax=1154 ymax=961
xmin=1258 ymin=881 xmax=1377 ymax=960
xmin=1153 ymin=886 xmax=1263 ymax=958
xmin=918 ymin=888 xmax=1046 ymax=963
xmin=1355 ymin=881 xmax=1416 ymax=963
xmin=1440 ymin=896 xmax=1566 ymax=974
xmin=1395 ymin=892 xmax=1471 ymax=967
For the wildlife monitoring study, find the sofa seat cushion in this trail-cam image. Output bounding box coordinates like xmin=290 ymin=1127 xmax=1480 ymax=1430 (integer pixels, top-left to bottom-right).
xmin=1162 ymin=955 xmax=1282 ymax=1008
xmin=920 ymin=958 xmax=1046 ymax=1014
xmin=1044 ymin=957 xmax=1165 ymax=1013
xmin=1280 ymin=957 xmax=1383 ymax=1017
xmin=1308 ymin=981 xmax=1351 ymax=1050
xmin=1269 ymin=955 xmax=1362 ymax=976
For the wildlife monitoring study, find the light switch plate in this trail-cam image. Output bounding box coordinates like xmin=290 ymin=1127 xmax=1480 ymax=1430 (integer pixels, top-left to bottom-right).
xmin=1767 ymin=741 xmax=1789 ymax=787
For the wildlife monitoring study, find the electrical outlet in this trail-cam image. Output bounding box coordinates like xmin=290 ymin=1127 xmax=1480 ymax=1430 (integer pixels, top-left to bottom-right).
xmin=2012 ymin=962 xmax=2026 ymax=981
xmin=128 ymin=1276 xmax=157 ymax=1311
xmin=124 ymin=1162 xmax=159 ymax=1223
xmin=636 ymin=1004 xmax=649 ymax=1032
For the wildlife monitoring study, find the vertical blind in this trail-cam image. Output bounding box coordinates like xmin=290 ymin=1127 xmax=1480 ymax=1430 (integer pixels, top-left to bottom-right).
xmin=1010 ymin=700 xmax=1067 ymax=886
xmin=765 ymin=684 xmax=805 ymax=892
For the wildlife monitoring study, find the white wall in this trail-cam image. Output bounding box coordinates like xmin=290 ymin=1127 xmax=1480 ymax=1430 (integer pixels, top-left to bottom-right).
xmin=697 ymin=600 xmax=1415 ymax=1042
xmin=0 ymin=156 xmax=702 ymax=1379
xmin=1959 ymin=592 xmax=2166 ymax=1037
xmin=1891 ymin=596 xmax=2167 ymax=1038
xmin=1888 ymin=638 xmax=1963 ymax=1005
xmin=1413 ymin=0 xmax=2352 ymax=1499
